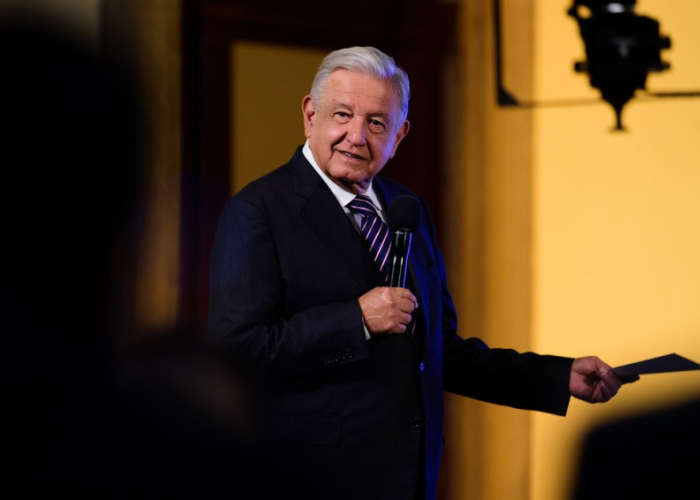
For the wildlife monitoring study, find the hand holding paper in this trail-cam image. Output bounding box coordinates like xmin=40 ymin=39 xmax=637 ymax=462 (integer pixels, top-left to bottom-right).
xmin=570 ymin=353 xmax=700 ymax=405
xmin=569 ymin=356 xmax=635 ymax=403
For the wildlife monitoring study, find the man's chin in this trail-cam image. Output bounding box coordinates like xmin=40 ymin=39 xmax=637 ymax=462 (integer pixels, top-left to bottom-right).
xmin=330 ymin=174 xmax=370 ymax=195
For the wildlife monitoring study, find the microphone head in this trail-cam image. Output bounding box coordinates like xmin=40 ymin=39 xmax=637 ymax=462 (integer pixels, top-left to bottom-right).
xmin=388 ymin=195 xmax=420 ymax=232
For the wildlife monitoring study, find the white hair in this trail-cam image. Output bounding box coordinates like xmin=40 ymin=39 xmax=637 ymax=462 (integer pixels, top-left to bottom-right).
xmin=309 ymin=46 xmax=410 ymax=124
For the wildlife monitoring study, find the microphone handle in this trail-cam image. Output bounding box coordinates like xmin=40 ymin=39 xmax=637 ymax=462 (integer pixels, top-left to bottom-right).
xmin=388 ymin=230 xmax=412 ymax=287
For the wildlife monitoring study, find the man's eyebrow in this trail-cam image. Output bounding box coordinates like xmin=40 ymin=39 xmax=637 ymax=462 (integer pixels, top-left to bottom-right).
xmin=329 ymin=100 xmax=394 ymax=124
xmin=330 ymin=99 xmax=351 ymax=110
xmin=367 ymin=112 xmax=391 ymax=121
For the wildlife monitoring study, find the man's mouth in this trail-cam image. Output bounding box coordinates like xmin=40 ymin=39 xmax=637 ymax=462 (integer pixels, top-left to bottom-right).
xmin=337 ymin=150 xmax=366 ymax=161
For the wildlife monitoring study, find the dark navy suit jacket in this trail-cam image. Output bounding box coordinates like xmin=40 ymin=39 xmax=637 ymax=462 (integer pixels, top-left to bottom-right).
xmin=209 ymin=147 xmax=573 ymax=499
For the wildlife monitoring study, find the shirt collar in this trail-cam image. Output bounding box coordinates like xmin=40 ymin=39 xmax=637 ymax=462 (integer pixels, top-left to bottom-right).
xmin=302 ymin=141 xmax=384 ymax=214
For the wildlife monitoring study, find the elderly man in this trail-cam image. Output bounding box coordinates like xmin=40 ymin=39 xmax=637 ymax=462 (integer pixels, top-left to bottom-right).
xmin=209 ymin=46 xmax=629 ymax=500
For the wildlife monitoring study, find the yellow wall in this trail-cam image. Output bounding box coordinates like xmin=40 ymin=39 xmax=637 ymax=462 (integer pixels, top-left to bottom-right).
xmin=231 ymin=42 xmax=325 ymax=194
xmin=101 ymin=0 xmax=183 ymax=338
xmin=126 ymin=1 xmax=183 ymax=338
xmin=445 ymin=1 xmax=700 ymax=499
xmin=532 ymin=1 xmax=700 ymax=498
xmin=442 ymin=0 xmax=537 ymax=496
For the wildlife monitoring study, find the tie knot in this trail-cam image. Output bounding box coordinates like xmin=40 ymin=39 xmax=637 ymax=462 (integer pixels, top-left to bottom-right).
xmin=347 ymin=195 xmax=379 ymax=218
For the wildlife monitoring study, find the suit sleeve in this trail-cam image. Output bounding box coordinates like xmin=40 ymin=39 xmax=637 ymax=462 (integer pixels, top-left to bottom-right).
xmin=420 ymin=200 xmax=573 ymax=416
xmin=443 ymin=337 xmax=573 ymax=415
xmin=208 ymin=196 xmax=371 ymax=380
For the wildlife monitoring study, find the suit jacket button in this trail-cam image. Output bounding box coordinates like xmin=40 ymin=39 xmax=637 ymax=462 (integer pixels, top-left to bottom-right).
xmin=408 ymin=417 xmax=421 ymax=430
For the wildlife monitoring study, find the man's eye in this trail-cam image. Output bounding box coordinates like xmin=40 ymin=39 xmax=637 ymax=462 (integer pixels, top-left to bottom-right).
xmin=369 ymin=119 xmax=386 ymax=131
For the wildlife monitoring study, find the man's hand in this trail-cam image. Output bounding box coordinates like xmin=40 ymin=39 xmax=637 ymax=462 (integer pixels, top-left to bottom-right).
xmin=570 ymin=356 xmax=639 ymax=403
xmin=358 ymin=287 xmax=418 ymax=335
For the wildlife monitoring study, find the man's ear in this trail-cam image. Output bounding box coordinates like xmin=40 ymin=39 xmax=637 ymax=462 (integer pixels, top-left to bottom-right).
xmin=390 ymin=120 xmax=410 ymax=159
xmin=302 ymin=95 xmax=315 ymax=139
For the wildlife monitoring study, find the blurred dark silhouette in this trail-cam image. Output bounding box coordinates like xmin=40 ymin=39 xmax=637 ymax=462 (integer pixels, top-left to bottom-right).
xmin=0 ymin=15 xmax=257 ymax=497
xmin=574 ymin=396 xmax=700 ymax=499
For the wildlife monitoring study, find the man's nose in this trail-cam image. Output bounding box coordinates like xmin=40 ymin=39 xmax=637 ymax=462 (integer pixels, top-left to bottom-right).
xmin=345 ymin=118 xmax=366 ymax=146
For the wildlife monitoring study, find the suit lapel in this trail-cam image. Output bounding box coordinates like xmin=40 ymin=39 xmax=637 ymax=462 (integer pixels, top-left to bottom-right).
xmin=288 ymin=149 xmax=376 ymax=290
xmin=287 ymin=150 xmax=425 ymax=351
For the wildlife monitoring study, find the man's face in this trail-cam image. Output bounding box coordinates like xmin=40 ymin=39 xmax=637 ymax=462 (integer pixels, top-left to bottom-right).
xmin=302 ymin=69 xmax=410 ymax=194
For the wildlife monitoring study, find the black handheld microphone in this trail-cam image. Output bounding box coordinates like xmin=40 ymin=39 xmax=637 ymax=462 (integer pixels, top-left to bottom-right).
xmin=387 ymin=195 xmax=420 ymax=288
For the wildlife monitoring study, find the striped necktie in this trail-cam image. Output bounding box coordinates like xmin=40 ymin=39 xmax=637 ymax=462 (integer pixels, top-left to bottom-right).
xmin=347 ymin=195 xmax=391 ymax=280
